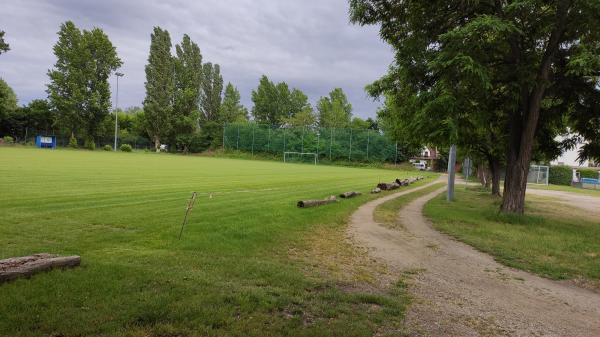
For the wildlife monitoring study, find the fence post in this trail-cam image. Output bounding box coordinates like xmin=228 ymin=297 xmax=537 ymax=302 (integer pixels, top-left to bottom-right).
xmin=267 ymin=126 xmax=271 ymax=153
xmin=236 ymin=124 xmax=240 ymax=150
xmin=316 ymin=131 xmax=320 ymax=158
xmin=251 ymin=124 xmax=255 ymax=156
xmin=222 ymin=124 xmax=226 ymax=151
xmin=283 ymin=128 xmax=287 ymax=153
xmin=301 ymin=126 xmax=305 ymax=153
xmin=329 ymin=128 xmax=333 ymax=161
xmin=366 ymin=129 xmax=370 ymax=161
xmin=348 ymin=128 xmax=353 ymax=161
xmin=394 ymin=142 xmax=398 ymax=166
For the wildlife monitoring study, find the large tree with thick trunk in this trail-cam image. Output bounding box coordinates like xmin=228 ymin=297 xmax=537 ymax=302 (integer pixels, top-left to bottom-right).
xmin=350 ymin=0 xmax=600 ymax=214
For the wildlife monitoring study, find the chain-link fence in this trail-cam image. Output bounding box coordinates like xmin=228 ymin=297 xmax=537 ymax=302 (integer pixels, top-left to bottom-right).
xmin=223 ymin=123 xmax=402 ymax=164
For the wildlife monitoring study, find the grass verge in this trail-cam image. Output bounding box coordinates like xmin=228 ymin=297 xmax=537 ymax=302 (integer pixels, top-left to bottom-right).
xmin=424 ymin=187 xmax=600 ymax=287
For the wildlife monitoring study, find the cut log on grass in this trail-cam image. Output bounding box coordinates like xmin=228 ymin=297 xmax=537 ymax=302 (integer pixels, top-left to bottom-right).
xmin=0 ymin=253 xmax=81 ymax=283
xmin=297 ymin=195 xmax=337 ymax=208
xmin=377 ymin=182 xmax=400 ymax=190
xmin=371 ymin=187 xmax=381 ymax=194
xmin=395 ymin=178 xmax=409 ymax=186
xmin=339 ymin=191 xmax=362 ymax=199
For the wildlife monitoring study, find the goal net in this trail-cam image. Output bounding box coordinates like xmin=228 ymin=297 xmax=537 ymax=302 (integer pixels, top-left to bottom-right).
xmin=283 ymin=152 xmax=317 ymax=165
xmin=527 ymin=165 xmax=549 ymax=185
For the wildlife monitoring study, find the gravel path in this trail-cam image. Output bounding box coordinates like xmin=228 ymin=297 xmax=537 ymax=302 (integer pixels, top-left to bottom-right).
xmin=348 ymin=181 xmax=600 ymax=336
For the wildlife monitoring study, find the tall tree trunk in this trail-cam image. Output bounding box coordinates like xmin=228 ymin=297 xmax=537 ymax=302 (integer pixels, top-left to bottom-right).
xmin=501 ymin=2 xmax=569 ymax=214
xmin=154 ymin=136 xmax=160 ymax=152
xmin=489 ymin=158 xmax=501 ymax=197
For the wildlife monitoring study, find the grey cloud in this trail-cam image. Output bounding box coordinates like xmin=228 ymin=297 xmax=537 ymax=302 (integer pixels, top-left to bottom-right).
xmin=0 ymin=0 xmax=391 ymax=118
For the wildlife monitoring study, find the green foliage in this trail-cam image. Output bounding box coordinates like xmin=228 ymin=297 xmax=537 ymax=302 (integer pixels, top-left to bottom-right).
xmin=143 ymin=26 xmax=175 ymax=150
xmin=251 ymin=75 xmax=311 ymax=127
xmin=172 ymin=34 xmax=202 ymax=150
xmin=199 ymin=62 xmax=223 ymax=122
xmin=0 ymin=30 xmax=9 ymax=55
xmin=350 ymin=0 xmax=600 ymax=212
xmin=0 ymin=78 xmax=17 ymax=122
xmin=103 ymin=144 xmax=112 ymax=151
xmin=83 ymin=138 xmax=95 ymax=151
xmin=68 ymin=135 xmax=78 ymax=148
xmin=579 ymin=169 xmax=599 ymax=179
xmin=47 ymin=21 xmax=122 ymax=141
xmin=317 ymin=88 xmax=352 ymax=128
xmin=220 ymin=83 xmax=248 ymax=124
xmin=549 ymin=166 xmax=573 ymax=186
xmin=2 ymin=135 xmax=14 ymax=144
xmin=119 ymin=143 xmax=132 ymax=152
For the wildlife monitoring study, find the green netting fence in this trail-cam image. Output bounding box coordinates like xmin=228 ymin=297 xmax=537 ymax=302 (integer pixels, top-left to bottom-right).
xmin=223 ymin=123 xmax=401 ymax=164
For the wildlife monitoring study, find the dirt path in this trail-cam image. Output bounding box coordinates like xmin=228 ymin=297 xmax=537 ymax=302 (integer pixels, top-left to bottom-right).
xmin=527 ymin=188 xmax=600 ymax=217
xmin=348 ymin=181 xmax=600 ymax=337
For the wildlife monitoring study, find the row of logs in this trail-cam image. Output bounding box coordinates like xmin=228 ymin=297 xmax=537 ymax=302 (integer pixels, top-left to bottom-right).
xmin=372 ymin=176 xmax=425 ymax=193
xmin=297 ymin=190 xmax=363 ymax=208
xmin=298 ymin=176 xmax=425 ymax=208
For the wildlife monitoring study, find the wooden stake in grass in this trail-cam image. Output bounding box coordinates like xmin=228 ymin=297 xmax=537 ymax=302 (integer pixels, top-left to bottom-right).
xmin=178 ymin=192 xmax=197 ymax=240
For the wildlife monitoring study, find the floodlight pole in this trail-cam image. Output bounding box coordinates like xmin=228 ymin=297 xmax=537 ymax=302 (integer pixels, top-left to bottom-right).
xmin=114 ymin=72 xmax=124 ymax=151
xmin=447 ymin=144 xmax=457 ymax=201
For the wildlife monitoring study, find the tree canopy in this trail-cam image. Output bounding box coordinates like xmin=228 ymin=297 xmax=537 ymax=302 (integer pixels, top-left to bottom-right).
xmin=350 ymin=0 xmax=600 ymax=213
xmin=317 ymin=88 xmax=353 ymax=128
xmin=47 ymin=21 xmax=122 ymax=143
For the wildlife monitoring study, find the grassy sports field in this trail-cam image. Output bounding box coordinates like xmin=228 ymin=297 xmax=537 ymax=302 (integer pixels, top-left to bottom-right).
xmin=0 ymin=147 xmax=436 ymax=337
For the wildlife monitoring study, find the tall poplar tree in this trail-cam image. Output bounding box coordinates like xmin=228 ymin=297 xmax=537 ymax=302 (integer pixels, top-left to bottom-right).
xmin=198 ymin=62 xmax=223 ymax=147
xmin=143 ymin=27 xmax=174 ymax=151
xmin=172 ymin=34 xmax=202 ymax=151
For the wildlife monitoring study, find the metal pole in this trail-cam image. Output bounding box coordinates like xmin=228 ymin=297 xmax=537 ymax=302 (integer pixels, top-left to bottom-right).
xmin=114 ymin=72 xmax=124 ymax=151
xmin=447 ymin=144 xmax=457 ymax=201
xmin=283 ymin=128 xmax=286 ymax=153
xmin=394 ymin=142 xmax=398 ymax=166
xmin=316 ymin=131 xmax=320 ymax=159
xmin=236 ymin=124 xmax=240 ymax=150
xmin=348 ymin=128 xmax=353 ymax=161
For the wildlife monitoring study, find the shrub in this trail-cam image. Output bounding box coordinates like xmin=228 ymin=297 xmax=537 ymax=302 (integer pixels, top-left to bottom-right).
xmin=549 ymin=165 xmax=573 ymax=186
xmin=2 ymin=136 xmax=14 ymax=144
xmin=579 ymin=168 xmax=599 ymax=179
xmin=68 ymin=135 xmax=78 ymax=148
xmin=103 ymin=144 xmax=112 ymax=151
xmin=120 ymin=144 xmax=132 ymax=152
xmin=84 ymin=138 xmax=96 ymax=151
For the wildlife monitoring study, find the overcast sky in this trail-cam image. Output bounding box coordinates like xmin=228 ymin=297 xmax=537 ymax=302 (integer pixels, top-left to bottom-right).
xmin=0 ymin=0 xmax=392 ymax=119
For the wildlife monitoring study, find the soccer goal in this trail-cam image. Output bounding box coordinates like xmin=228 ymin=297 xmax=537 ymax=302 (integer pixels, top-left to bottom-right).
xmin=527 ymin=165 xmax=549 ymax=185
xmin=283 ymin=152 xmax=318 ymax=165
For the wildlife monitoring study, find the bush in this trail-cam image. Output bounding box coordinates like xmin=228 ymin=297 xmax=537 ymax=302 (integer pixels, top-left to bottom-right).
xmin=2 ymin=136 xmax=14 ymax=144
xmin=103 ymin=145 xmax=112 ymax=151
xmin=549 ymin=165 xmax=573 ymax=186
xmin=84 ymin=138 xmax=96 ymax=151
xmin=68 ymin=135 xmax=78 ymax=148
xmin=579 ymin=168 xmax=599 ymax=179
xmin=120 ymin=144 xmax=132 ymax=152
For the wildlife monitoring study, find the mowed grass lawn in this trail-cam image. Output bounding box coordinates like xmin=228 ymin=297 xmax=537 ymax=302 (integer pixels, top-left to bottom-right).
xmin=424 ymin=188 xmax=600 ymax=285
xmin=0 ymin=147 xmax=435 ymax=337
